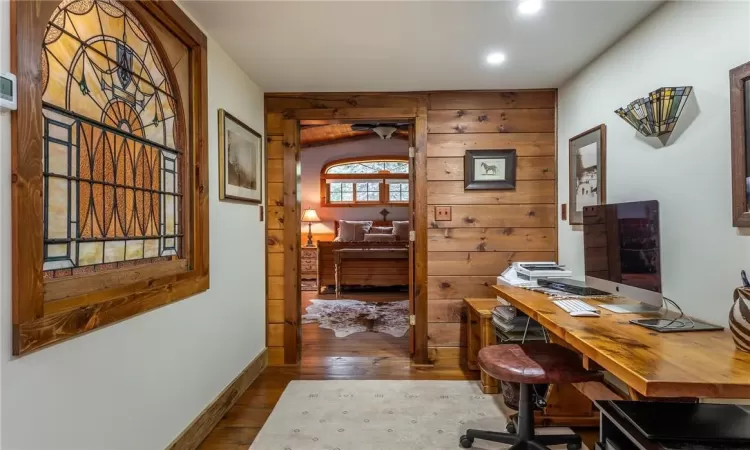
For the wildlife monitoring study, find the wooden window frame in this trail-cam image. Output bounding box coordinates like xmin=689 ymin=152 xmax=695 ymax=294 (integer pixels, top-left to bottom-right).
xmin=320 ymin=156 xmax=409 ymax=207
xmin=10 ymin=0 xmax=209 ymax=355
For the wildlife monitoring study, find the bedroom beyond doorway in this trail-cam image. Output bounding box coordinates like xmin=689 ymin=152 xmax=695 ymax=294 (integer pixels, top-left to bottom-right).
xmin=298 ymin=119 xmax=414 ymax=361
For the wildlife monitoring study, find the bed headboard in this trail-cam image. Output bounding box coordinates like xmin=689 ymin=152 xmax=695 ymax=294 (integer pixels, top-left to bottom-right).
xmin=333 ymin=220 xmax=394 ymax=237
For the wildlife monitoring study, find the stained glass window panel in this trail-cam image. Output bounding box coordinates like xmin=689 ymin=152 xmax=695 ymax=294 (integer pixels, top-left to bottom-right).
xmin=42 ymin=0 xmax=185 ymax=278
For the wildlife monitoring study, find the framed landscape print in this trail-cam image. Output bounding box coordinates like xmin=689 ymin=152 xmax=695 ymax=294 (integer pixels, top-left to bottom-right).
xmin=219 ymin=109 xmax=263 ymax=203
xmin=464 ymin=149 xmax=517 ymax=190
xmin=569 ymin=125 xmax=607 ymax=225
xmin=731 ymin=61 xmax=750 ymax=227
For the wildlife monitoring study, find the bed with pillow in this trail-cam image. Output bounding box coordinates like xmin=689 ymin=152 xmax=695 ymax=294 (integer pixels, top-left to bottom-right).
xmin=317 ymin=220 xmax=410 ymax=293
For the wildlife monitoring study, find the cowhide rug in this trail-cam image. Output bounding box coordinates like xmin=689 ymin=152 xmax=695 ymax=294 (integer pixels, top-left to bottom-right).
xmin=302 ymin=299 xmax=409 ymax=338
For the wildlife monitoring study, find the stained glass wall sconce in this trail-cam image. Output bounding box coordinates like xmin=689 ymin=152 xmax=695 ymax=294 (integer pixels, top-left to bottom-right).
xmin=615 ymin=86 xmax=693 ymax=139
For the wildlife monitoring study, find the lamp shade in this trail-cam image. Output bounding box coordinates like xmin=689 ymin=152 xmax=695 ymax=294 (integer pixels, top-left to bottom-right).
xmin=615 ymin=86 xmax=693 ymax=137
xmin=302 ymin=208 xmax=321 ymax=223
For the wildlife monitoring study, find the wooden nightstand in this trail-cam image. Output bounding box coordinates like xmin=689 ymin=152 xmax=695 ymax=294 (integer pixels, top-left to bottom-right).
xmin=301 ymin=246 xmax=318 ymax=281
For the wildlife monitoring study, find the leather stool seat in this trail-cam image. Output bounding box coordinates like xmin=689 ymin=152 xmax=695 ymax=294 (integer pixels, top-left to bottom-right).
xmin=460 ymin=343 xmax=601 ymax=450
xmin=478 ymin=343 xmax=603 ymax=384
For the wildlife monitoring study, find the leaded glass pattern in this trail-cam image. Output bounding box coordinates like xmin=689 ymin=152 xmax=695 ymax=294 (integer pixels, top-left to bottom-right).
xmin=615 ymin=86 xmax=693 ymax=137
xmin=42 ymin=0 xmax=185 ymax=278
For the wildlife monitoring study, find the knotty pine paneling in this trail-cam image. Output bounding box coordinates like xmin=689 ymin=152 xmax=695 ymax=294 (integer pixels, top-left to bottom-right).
xmin=429 ymin=91 xmax=555 ymax=110
xmin=267 ymin=182 xmax=284 ymax=207
xmin=268 ymin=300 xmax=284 ymax=323
xmin=428 ymin=322 xmax=466 ymax=347
xmin=425 ymin=89 xmax=557 ymax=356
xmin=427 ymin=180 xmax=555 ymax=205
xmin=427 ymin=227 xmax=556 ymax=252
xmin=428 ymin=251 xmax=556 ymax=276
xmin=266 ymin=93 xmax=423 ymax=112
xmin=427 ymin=156 xmax=555 ymax=181
xmin=267 ymin=253 xmax=284 ymax=277
xmin=428 ymin=109 xmax=554 ymax=134
xmin=267 ymin=136 xmax=284 ymax=159
xmin=427 ymin=276 xmax=497 ymax=300
xmin=267 ymin=206 xmax=284 ymax=230
xmin=428 ymin=205 xmax=556 ymax=228
xmin=267 ymin=229 xmax=284 ymax=253
xmin=427 ymin=133 xmax=555 ymax=158
xmin=268 ymin=276 xmax=284 ymax=301
xmin=264 ymin=89 xmax=557 ymax=367
xmin=428 ymin=299 xmax=466 ymax=323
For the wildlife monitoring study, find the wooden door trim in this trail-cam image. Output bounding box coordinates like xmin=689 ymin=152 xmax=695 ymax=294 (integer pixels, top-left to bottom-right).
xmin=278 ymin=106 xmax=429 ymax=365
xmin=282 ymin=120 xmax=301 ymax=364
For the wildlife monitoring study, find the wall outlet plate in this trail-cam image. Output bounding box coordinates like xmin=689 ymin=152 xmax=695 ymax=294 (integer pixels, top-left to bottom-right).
xmin=435 ymin=206 xmax=451 ymax=221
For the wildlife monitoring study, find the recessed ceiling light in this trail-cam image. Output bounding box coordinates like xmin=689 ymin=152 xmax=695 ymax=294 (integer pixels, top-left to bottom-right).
xmin=486 ymin=52 xmax=506 ymax=65
xmin=518 ymin=0 xmax=543 ymax=16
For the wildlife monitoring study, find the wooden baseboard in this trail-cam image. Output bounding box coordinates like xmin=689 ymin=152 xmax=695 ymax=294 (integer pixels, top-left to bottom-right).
xmin=166 ymin=348 xmax=268 ymax=450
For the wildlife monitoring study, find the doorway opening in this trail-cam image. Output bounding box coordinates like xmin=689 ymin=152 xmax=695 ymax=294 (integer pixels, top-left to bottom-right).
xmin=298 ymin=119 xmax=415 ymax=364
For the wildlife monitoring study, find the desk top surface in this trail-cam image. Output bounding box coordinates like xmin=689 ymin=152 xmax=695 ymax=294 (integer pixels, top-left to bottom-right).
xmin=491 ymin=285 xmax=750 ymax=399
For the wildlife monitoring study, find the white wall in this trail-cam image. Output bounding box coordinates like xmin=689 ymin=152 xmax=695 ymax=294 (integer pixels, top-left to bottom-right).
xmin=0 ymin=2 xmax=266 ymax=448
xmin=301 ymin=138 xmax=409 ymax=235
xmin=558 ymin=1 xmax=750 ymax=326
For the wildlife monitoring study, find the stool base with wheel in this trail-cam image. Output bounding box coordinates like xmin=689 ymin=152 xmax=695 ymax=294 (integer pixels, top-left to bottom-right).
xmin=459 ymin=343 xmax=602 ymax=450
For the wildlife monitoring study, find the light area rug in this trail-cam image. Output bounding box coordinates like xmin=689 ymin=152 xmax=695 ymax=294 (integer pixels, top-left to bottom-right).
xmin=302 ymin=299 xmax=409 ymax=338
xmin=249 ymin=380 xmax=587 ymax=450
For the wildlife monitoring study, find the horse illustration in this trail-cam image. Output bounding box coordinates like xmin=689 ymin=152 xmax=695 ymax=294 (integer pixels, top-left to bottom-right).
xmin=481 ymin=162 xmax=498 ymax=175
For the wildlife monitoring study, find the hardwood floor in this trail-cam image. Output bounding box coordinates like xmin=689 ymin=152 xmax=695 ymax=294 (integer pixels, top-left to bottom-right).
xmin=197 ymin=289 xmax=596 ymax=449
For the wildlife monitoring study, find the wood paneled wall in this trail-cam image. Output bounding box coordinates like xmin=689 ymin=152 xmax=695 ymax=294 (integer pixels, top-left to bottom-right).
xmin=265 ymin=91 xmax=557 ymax=367
xmin=425 ymin=91 xmax=557 ymax=361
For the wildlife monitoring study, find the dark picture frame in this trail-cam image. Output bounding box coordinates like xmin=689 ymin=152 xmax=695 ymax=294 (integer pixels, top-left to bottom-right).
xmin=730 ymin=61 xmax=750 ymax=227
xmin=218 ymin=109 xmax=263 ymax=203
xmin=464 ymin=149 xmax=517 ymax=190
xmin=569 ymin=124 xmax=607 ymax=225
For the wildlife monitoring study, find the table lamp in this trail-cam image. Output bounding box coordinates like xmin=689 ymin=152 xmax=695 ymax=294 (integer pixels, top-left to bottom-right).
xmin=302 ymin=208 xmax=321 ymax=247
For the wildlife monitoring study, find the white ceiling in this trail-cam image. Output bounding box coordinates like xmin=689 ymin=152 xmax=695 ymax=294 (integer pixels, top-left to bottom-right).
xmin=182 ymin=1 xmax=662 ymax=92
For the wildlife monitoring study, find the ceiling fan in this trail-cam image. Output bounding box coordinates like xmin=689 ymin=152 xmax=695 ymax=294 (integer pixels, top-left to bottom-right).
xmin=350 ymin=122 xmax=409 ymax=139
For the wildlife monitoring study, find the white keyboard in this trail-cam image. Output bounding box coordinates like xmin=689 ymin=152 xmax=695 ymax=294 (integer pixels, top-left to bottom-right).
xmin=552 ymin=299 xmax=599 ymax=314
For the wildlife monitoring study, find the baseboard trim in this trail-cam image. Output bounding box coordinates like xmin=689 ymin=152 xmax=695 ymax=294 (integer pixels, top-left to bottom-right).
xmin=166 ymin=348 xmax=268 ymax=450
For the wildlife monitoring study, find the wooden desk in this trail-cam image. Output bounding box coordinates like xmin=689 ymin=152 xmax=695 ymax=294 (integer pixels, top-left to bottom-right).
xmin=492 ymin=285 xmax=750 ymax=399
xmin=333 ymin=248 xmax=408 ymax=298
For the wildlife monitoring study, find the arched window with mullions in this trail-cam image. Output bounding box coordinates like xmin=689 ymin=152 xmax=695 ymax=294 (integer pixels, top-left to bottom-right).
xmin=11 ymin=0 xmax=209 ymax=355
xmin=321 ymin=157 xmax=409 ymax=206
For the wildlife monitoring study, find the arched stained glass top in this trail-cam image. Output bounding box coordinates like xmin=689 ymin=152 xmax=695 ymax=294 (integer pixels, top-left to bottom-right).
xmin=42 ymin=0 xmax=183 ymax=149
xmin=41 ymin=0 xmax=185 ymax=279
xmin=325 ymin=160 xmax=408 ymax=175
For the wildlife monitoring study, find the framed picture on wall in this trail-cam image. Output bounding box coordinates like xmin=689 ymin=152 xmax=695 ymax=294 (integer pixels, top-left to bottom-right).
xmin=731 ymin=61 xmax=750 ymax=227
xmin=219 ymin=109 xmax=263 ymax=203
xmin=464 ymin=149 xmax=517 ymax=190
xmin=569 ymin=124 xmax=607 ymax=225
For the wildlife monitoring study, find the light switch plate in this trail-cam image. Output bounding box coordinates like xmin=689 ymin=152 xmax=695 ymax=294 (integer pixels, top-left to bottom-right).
xmin=435 ymin=206 xmax=452 ymax=221
xmin=561 ymin=203 xmax=567 ymax=221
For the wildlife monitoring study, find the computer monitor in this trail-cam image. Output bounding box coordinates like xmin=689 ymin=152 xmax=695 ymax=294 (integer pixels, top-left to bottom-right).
xmin=582 ymin=201 xmax=663 ymax=312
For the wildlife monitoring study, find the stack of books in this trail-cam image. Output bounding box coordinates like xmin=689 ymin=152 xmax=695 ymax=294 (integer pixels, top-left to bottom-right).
xmin=492 ymin=306 xmax=546 ymax=342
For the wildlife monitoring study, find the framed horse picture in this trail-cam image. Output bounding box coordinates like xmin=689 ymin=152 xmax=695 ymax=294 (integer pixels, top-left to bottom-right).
xmin=464 ymin=149 xmax=517 ymax=190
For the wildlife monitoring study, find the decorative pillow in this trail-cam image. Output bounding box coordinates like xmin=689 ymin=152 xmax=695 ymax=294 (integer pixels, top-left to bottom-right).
xmin=364 ymin=234 xmax=396 ymax=242
xmin=337 ymin=220 xmax=373 ymax=241
xmin=392 ymin=221 xmax=409 ymax=241
xmin=369 ymin=226 xmax=393 ymax=235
